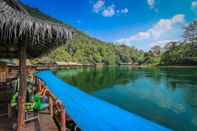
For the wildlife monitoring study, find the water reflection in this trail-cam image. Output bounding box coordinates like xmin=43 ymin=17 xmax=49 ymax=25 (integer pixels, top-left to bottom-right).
xmin=56 ymin=67 xmax=140 ymax=93
xmin=56 ymin=67 xmax=197 ymax=131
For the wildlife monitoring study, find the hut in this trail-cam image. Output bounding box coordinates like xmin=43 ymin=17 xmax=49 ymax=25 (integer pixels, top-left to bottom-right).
xmin=0 ymin=0 xmax=72 ymax=130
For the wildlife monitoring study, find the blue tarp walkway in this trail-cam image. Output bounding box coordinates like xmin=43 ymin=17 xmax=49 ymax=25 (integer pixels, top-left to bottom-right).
xmin=36 ymin=71 xmax=170 ymax=131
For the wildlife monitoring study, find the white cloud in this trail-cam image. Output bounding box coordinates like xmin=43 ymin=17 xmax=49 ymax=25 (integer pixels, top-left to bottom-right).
xmin=102 ymin=5 xmax=115 ymax=17
xmin=93 ymin=0 xmax=105 ymax=13
xmin=117 ymin=32 xmax=150 ymax=44
xmin=192 ymin=1 xmax=197 ymax=10
xmin=149 ymin=40 xmax=178 ymax=48
xmin=116 ymin=14 xmax=186 ymax=50
xmin=147 ymin=0 xmax=155 ymax=9
xmin=92 ymin=0 xmax=128 ymax=17
xmin=120 ymin=8 xmax=129 ymax=14
xmin=150 ymin=14 xmax=185 ymax=40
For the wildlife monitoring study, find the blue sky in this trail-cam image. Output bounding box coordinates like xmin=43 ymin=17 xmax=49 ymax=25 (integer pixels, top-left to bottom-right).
xmin=21 ymin=0 xmax=197 ymax=50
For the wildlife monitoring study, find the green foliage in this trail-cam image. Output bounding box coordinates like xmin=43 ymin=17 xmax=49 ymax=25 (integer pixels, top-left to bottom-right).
xmin=145 ymin=46 xmax=162 ymax=65
xmin=22 ymin=5 xmax=197 ymax=66
xmin=184 ymin=21 xmax=197 ymax=42
xmin=49 ymin=47 xmax=72 ymax=62
xmin=142 ymin=21 xmax=197 ymax=66
xmin=23 ymin=4 xmax=145 ymax=65
xmin=160 ymin=20 xmax=197 ymax=65
xmin=160 ymin=42 xmax=197 ymax=65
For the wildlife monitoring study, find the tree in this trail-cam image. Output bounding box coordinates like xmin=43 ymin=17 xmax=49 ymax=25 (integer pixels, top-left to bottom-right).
xmin=49 ymin=47 xmax=72 ymax=62
xmin=26 ymin=4 xmax=150 ymax=65
xmin=184 ymin=21 xmax=197 ymax=43
xmin=151 ymin=45 xmax=161 ymax=57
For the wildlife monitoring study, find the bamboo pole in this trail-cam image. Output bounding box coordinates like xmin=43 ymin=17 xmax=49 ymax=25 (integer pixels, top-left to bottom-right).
xmin=17 ymin=44 xmax=27 ymax=131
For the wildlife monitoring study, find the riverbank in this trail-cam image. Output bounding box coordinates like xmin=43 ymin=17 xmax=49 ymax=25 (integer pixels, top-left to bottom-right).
xmin=129 ymin=64 xmax=197 ymax=68
xmin=159 ymin=65 xmax=197 ymax=68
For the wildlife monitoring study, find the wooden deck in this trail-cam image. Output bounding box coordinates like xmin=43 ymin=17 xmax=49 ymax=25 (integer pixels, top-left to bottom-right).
xmin=0 ymin=89 xmax=15 ymax=131
xmin=23 ymin=110 xmax=58 ymax=131
xmin=39 ymin=111 xmax=59 ymax=131
xmin=23 ymin=120 xmax=40 ymax=131
xmin=0 ymin=88 xmax=58 ymax=131
xmin=0 ymin=110 xmax=58 ymax=131
xmin=0 ymin=115 xmax=13 ymax=131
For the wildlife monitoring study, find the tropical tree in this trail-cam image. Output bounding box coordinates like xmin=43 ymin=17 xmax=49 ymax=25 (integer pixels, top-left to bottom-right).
xmin=184 ymin=20 xmax=197 ymax=43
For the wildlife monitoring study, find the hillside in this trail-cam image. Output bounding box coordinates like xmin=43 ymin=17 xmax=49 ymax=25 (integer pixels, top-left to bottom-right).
xmin=23 ymin=4 xmax=145 ymax=65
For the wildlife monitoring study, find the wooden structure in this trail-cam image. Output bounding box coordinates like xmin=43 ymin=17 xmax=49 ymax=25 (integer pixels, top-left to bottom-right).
xmin=95 ymin=63 xmax=104 ymax=68
xmin=0 ymin=64 xmax=17 ymax=90
xmin=0 ymin=0 xmax=72 ymax=130
xmin=36 ymin=78 xmax=67 ymax=131
xmin=39 ymin=111 xmax=59 ymax=131
xmin=0 ymin=65 xmax=8 ymax=85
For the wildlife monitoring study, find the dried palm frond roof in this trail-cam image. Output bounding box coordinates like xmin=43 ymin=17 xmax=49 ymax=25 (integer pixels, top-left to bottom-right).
xmin=0 ymin=0 xmax=72 ymax=57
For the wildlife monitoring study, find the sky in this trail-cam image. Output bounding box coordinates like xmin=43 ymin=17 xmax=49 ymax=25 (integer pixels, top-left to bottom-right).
xmin=21 ymin=0 xmax=197 ymax=51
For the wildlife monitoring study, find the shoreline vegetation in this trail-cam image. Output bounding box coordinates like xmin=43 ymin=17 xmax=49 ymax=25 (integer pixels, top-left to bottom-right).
xmin=21 ymin=5 xmax=197 ymax=68
xmin=1 ymin=4 xmax=196 ymax=68
xmin=4 ymin=63 xmax=197 ymax=70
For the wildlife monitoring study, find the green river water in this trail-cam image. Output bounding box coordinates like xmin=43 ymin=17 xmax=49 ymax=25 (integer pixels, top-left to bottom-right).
xmin=56 ymin=67 xmax=197 ymax=131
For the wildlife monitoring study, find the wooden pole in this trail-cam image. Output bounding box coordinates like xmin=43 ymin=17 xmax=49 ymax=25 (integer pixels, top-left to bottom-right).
xmin=17 ymin=44 xmax=27 ymax=131
xmin=8 ymin=103 xmax=12 ymax=119
xmin=61 ymin=105 xmax=66 ymax=131
xmin=38 ymin=80 xmax=41 ymax=92
xmin=49 ymin=96 xmax=54 ymax=117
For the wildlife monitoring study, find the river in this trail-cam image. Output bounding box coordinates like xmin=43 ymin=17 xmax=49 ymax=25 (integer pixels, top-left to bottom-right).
xmin=56 ymin=67 xmax=197 ymax=131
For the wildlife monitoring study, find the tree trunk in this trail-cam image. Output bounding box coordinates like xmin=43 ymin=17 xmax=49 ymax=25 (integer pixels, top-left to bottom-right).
xmin=17 ymin=44 xmax=27 ymax=131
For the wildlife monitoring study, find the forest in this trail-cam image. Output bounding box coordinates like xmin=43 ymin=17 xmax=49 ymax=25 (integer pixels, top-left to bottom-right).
xmin=25 ymin=4 xmax=197 ymax=66
xmin=146 ymin=21 xmax=197 ymax=66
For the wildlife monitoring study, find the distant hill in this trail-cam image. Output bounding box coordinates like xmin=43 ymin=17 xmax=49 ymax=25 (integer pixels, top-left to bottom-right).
xmin=23 ymin=4 xmax=145 ymax=65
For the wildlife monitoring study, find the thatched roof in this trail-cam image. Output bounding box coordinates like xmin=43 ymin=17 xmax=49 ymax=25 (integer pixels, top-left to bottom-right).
xmin=0 ymin=0 xmax=72 ymax=58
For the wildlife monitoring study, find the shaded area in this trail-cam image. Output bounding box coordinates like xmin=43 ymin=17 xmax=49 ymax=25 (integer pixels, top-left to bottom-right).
xmin=0 ymin=89 xmax=14 ymax=131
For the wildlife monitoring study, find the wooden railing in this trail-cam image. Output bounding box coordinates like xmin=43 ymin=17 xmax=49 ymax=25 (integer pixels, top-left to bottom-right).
xmin=35 ymin=77 xmax=67 ymax=131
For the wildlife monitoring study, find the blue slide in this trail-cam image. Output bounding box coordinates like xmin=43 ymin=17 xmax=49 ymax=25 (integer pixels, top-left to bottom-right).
xmin=36 ymin=71 xmax=171 ymax=131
